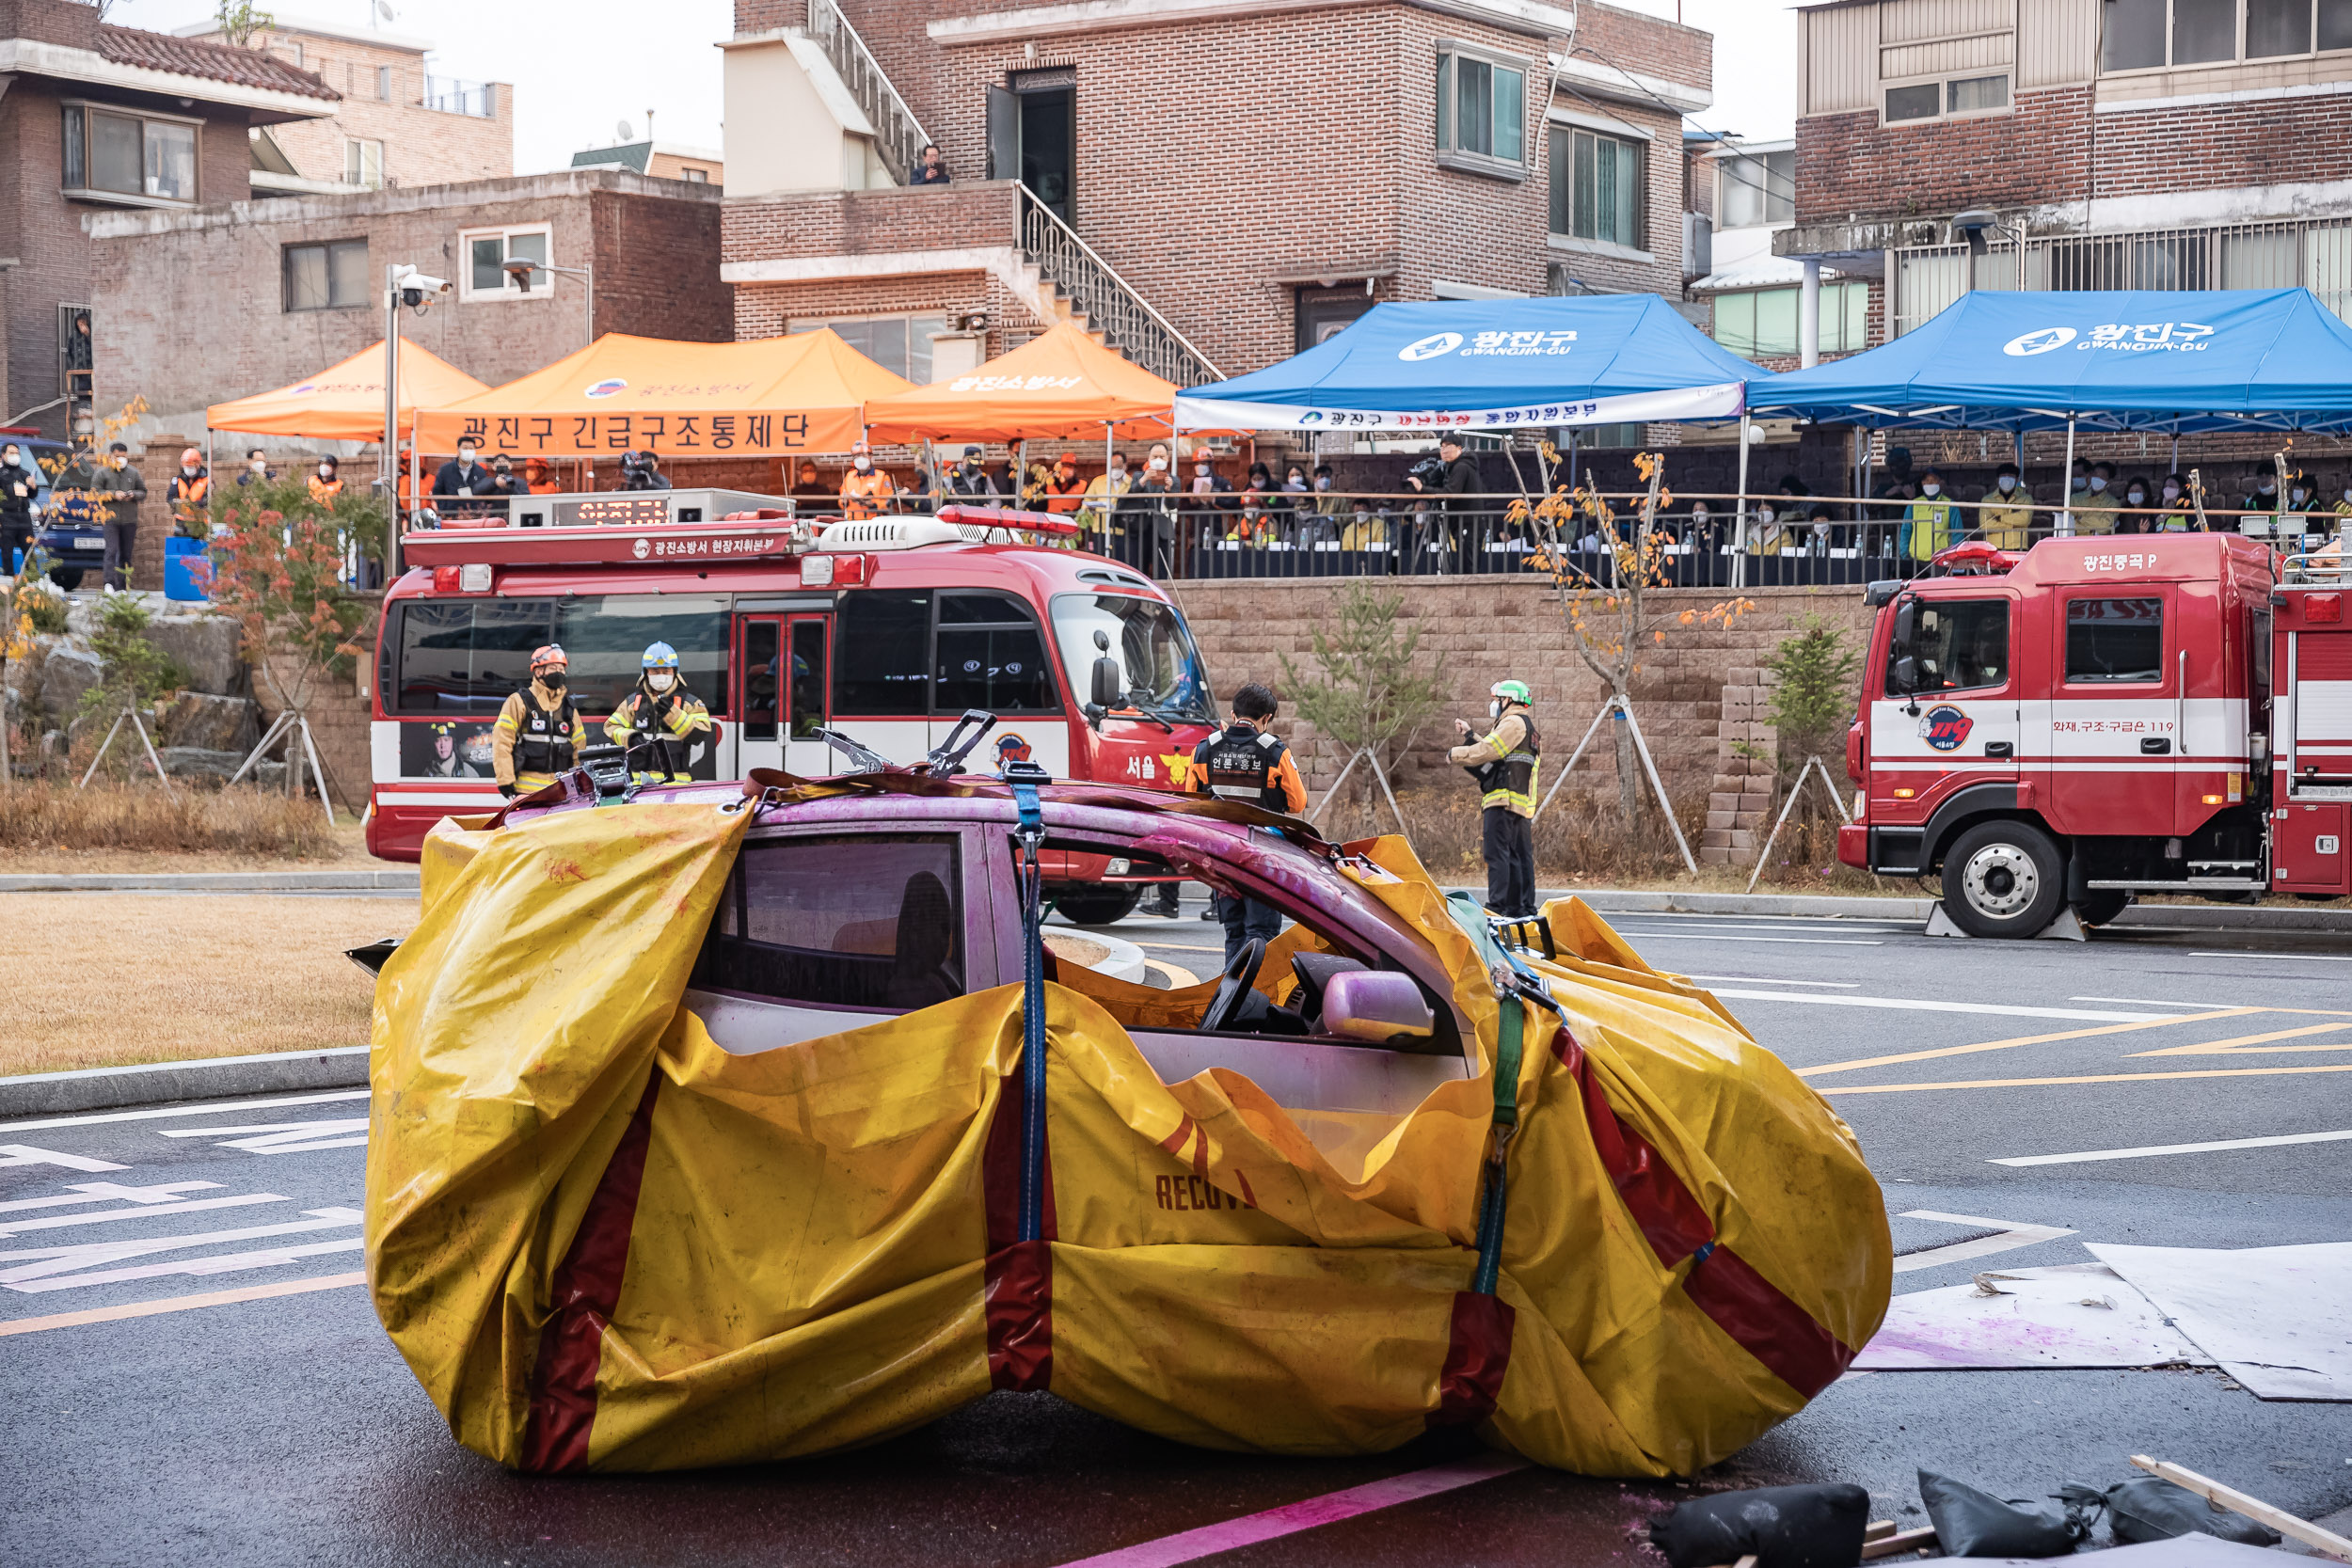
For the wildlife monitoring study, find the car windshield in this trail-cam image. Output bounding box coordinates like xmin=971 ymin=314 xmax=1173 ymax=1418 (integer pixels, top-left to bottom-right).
xmin=1050 ymin=594 xmax=1215 ymax=721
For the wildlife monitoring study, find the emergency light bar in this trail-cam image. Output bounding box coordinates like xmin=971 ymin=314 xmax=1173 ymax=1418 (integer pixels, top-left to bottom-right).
xmin=935 ymin=504 xmax=1084 ymax=540
xmin=400 ymin=518 xmax=812 ymax=569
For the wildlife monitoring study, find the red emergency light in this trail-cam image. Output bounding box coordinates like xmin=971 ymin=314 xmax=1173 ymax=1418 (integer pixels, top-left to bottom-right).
xmin=2307 ymin=593 xmax=2344 ymax=624
xmin=936 ymin=503 xmax=1083 ymax=539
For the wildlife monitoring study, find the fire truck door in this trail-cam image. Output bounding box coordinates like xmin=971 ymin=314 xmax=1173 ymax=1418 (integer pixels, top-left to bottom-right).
xmin=2037 ymin=590 xmax=2177 ymax=836
xmin=781 ymin=615 xmax=834 ymax=776
xmin=736 ymin=614 xmax=834 ymax=778
xmin=1871 ymin=594 xmax=2019 ymax=821
xmin=736 ymin=616 xmax=786 ymax=777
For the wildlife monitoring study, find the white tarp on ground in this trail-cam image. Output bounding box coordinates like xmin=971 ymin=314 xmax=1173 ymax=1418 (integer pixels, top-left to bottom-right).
xmin=1852 ymin=1264 xmax=2213 ymax=1371
xmin=2089 ymin=1242 xmax=2352 ymax=1402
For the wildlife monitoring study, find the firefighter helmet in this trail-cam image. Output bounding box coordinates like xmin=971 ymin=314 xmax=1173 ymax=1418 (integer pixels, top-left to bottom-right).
xmin=530 ymin=643 xmax=568 ymax=673
xmin=642 ymin=641 xmax=680 ymax=671
xmin=1490 ymin=679 xmax=1531 ymax=705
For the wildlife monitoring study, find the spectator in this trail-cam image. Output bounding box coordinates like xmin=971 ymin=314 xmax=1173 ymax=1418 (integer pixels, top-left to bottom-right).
xmin=1041 ymin=454 xmax=1088 ymax=515
xmin=90 ymin=441 xmax=148 ymax=594
xmin=167 ymin=447 xmax=210 ymax=538
xmin=1311 ymin=463 xmax=1346 ymax=524
xmin=2154 ymin=472 xmax=2194 ymax=531
xmin=1079 ymin=451 xmax=1132 ymax=551
xmin=486 ymin=455 xmax=522 ymax=501
xmin=64 ymin=312 xmax=93 ymax=404
xmin=432 ymin=438 xmax=494 ymax=517
xmin=1118 ymin=444 xmax=1179 ymax=573
xmin=2115 ymin=477 xmax=2153 ymax=534
xmin=839 ymin=440 xmax=894 ymax=518
xmin=1408 ymin=434 xmax=1482 ymax=564
xmin=525 ymin=457 xmax=564 ymax=496
xmin=1686 ymin=498 xmax=1717 ymax=552
xmin=911 ymin=143 xmax=950 ymax=185
xmin=237 ymin=448 xmax=277 ymax=488
xmin=788 ymin=460 xmax=832 ymax=505
xmin=2333 ymin=471 xmax=2352 ymax=525
xmin=2074 ymin=461 xmax=2120 ymax=534
xmin=946 ymin=445 xmax=1000 ymax=498
xmin=0 ymin=441 xmax=39 ymax=578
xmin=1341 ymin=499 xmax=1387 ymax=553
xmin=1184 ymin=451 xmax=1235 ymax=552
xmin=1980 ymin=462 xmax=2032 ymax=548
xmin=619 ymin=450 xmax=671 ymax=492
xmin=1900 ymin=467 xmax=1960 ymax=566
xmin=1226 ymin=490 xmax=1274 ymax=547
xmin=1805 ymin=503 xmax=1837 ymax=554
xmin=309 ymin=455 xmax=344 ymax=505
xmin=1746 ymin=498 xmax=1788 ymax=556
xmin=903 ymin=464 xmax=940 ymax=514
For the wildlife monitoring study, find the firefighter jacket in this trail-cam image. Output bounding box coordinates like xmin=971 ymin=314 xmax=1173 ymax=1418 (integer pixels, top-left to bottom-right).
xmin=605 ymin=683 xmax=712 ymax=781
xmin=1899 ymin=499 xmax=1959 ymax=562
xmin=838 ymin=469 xmax=895 ymax=520
xmin=1188 ymin=721 xmax=1307 ymax=814
xmin=167 ymin=469 xmax=210 ymax=535
xmin=492 ymin=681 xmax=589 ymax=788
xmin=1450 ymin=707 xmax=1541 ymax=817
xmin=1979 ymin=494 xmax=2033 ymax=549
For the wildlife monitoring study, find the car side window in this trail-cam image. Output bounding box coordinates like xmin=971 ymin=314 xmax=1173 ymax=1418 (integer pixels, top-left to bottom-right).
xmin=1887 ymin=598 xmax=2009 ymax=695
xmin=694 ymin=834 xmax=963 ymax=1009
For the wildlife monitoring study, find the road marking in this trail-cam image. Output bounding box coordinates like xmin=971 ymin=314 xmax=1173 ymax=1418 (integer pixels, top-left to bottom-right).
xmin=0 ymin=1180 xmax=220 ymax=1214
xmin=1796 ymin=1010 xmax=2258 ymax=1077
xmin=2189 ymin=951 xmax=2352 ymax=962
xmin=1616 ymin=931 xmax=1885 ymax=946
xmin=158 ymin=1118 xmax=370 ymax=1155
xmin=1677 ymin=974 xmax=1860 ymax=989
xmin=1823 ymin=1064 xmax=2352 ymax=1094
xmin=0 ymin=1270 xmax=366 ymax=1337
xmin=1620 ymin=921 xmax=1915 ymax=934
xmin=1992 ymin=1130 xmax=2352 ymax=1166
xmin=1052 ymin=1451 xmax=1532 ymax=1568
xmin=2 ymin=1208 xmax=363 ymax=1289
xmin=12 ymin=1234 xmax=366 ymax=1292
xmin=0 ymin=1089 xmax=372 ymax=1133
xmin=2071 ymin=994 xmax=2243 ymax=1010
xmin=1142 ymin=959 xmax=1201 ymax=989
xmin=0 ymin=1145 xmax=129 ymax=1173
xmin=1127 ymin=941 xmax=1226 ymax=955
xmin=1892 ymin=1211 xmax=2076 ymax=1274
xmin=1713 ymin=990 xmax=2167 ymax=1022
xmin=2127 ymin=1021 xmax=2352 ymax=1058
xmin=0 ymin=1192 xmax=285 ymax=1238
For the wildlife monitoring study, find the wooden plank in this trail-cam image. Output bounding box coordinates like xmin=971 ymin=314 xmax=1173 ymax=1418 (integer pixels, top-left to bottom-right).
xmin=1859 ymin=1526 xmax=1939 ymax=1560
xmin=2130 ymin=1455 xmax=2352 ymax=1563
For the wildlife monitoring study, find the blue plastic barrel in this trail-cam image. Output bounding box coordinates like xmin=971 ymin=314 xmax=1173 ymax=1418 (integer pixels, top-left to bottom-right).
xmin=164 ymin=536 xmax=210 ymax=602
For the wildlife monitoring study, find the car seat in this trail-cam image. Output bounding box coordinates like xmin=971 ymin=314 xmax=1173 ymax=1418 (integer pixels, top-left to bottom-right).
xmin=884 ymin=871 xmax=960 ymax=1008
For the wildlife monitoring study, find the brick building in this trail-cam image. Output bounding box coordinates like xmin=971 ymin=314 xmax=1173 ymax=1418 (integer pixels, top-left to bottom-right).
xmin=173 ymin=12 xmax=512 ymax=196
xmin=0 ymin=0 xmax=336 ymax=440
xmin=720 ymin=0 xmax=1715 ymax=389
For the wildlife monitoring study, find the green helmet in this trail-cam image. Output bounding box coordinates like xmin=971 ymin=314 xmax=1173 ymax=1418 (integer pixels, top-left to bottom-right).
xmin=1490 ymin=679 xmax=1531 ymax=705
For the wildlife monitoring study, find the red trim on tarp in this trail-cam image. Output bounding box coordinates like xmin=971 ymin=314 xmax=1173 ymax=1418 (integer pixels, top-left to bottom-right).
xmin=1428 ymin=1289 xmax=1517 ymax=1428
xmin=980 ymin=1067 xmax=1057 ymax=1391
xmin=519 ymin=1069 xmax=661 ymax=1473
xmin=1549 ymin=1029 xmax=1856 ymax=1397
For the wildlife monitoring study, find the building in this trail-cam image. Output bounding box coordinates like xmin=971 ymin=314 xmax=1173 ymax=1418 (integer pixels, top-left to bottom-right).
xmin=173 ymin=13 xmax=512 ymax=195
xmin=570 ymin=139 xmax=723 ymax=184
xmin=1687 ymin=133 xmax=1877 ymax=370
xmin=0 ymin=0 xmax=337 ymax=440
xmin=718 ymin=0 xmax=1714 ymax=389
xmin=1776 ymin=0 xmax=2352 ymax=358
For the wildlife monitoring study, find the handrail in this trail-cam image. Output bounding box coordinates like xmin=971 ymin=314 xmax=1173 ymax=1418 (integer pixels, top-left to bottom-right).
xmin=806 ymin=0 xmax=930 ymax=186
xmin=1015 ymin=184 xmax=1222 ymax=388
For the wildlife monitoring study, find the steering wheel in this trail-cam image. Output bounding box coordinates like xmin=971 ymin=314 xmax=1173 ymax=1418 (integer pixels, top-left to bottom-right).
xmin=1199 ymin=938 xmax=1266 ymax=1034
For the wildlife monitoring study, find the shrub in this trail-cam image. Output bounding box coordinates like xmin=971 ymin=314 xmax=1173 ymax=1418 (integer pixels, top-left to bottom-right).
xmin=0 ymin=779 xmax=339 ymax=858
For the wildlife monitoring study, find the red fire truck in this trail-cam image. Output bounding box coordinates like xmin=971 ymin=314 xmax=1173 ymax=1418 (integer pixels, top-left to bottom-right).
xmin=1838 ymin=532 xmax=2349 ymax=936
xmin=368 ymin=507 xmax=1218 ymax=922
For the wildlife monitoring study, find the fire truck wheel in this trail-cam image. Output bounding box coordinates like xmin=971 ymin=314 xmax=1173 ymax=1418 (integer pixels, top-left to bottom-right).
xmin=2074 ymin=890 xmax=2130 ymax=926
xmin=1941 ymin=821 xmax=2065 ymax=940
xmin=1051 ymin=885 xmax=1143 ymax=927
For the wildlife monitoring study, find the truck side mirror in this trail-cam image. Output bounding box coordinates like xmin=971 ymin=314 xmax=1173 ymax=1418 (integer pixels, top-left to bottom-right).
xmin=1888 ymin=598 xmax=1917 ymax=693
xmin=1893 ymin=655 xmax=1919 ymax=694
xmin=1090 ymin=656 xmax=1123 ymax=708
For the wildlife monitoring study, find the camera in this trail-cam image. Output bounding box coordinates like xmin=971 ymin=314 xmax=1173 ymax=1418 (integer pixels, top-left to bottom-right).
xmin=395 ymin=269 xmax=452 ymax=309
xmin=1406 ymin=454 xmax=1447 ymax=487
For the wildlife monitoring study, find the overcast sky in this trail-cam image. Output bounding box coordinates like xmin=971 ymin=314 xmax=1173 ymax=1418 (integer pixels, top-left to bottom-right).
xmin=110 ymin=0 xmax=1796 ymax=173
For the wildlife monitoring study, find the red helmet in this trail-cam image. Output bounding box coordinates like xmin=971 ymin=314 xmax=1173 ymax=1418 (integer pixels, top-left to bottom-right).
xmin=530 ymin=644 xmax=568 ymax=673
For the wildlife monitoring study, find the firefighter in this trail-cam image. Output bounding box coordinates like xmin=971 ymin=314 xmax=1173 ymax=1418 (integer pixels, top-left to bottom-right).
xmin=1980 ymin=463 xmax=2033 ymax=549
xmin=1899 ymin=467 xmax=1960 ymax=567
xmin=839 ymin=440 xmax=895 ymax=519
xmin=492 ymin=644 xmax=589 ymax=799
xmin=1451 ymin=679 xmax=1541 ymax=919
xmin=606 ymin=641 xmax=712 ymax=784
xmin=167 ymin=447 xmax=210 ymax=537
xmin=1185 ymin=682 xmax=1307 ymax=963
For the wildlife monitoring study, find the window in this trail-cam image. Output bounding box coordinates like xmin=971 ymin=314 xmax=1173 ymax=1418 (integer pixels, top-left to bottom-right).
xmin=682 ymin=166 xmax=710 ymax=182
xmin=834 ymin=590 xmax=931 ymax=715
xmin=786 ymin=315 xmax=950 ymax=382
xmin=389 ymin=594 xmax=732 ymax=716
xmin=1550 ymin=128 xmax=1645 ymax=247
xmin=2105 ymin=0 xmax=2352 ymax=69
xmin=1710 ymin=281 xmax=1870 ymax=359
xmin=695 ymin=835 xmax=965 ymax=1011
xmin=283 ymin=240 xmax=371 ymax=311
xmin=376 ymin=65 xmax=393 ymax=102
xmin=1888 ymin=599 xmax=2010 ymax=696
xmin=934 ymin=593 xmax=1056 ymax=714
xmin=2065 ymin=598 xmax=2166 ymax=683
xmin=344 ymin=137 xmax=385 ymax=189
xmin=460 ymin=225 xmax=552 ymax=300
xmin=1049 ymin=594 xmax=1215 ymax=724
xmin=1436 ymin=44 xmax=1526 ymax=172
xmin=60 ymin=103 xmax=199 ymax=203
xmin=1947 ymin=73 xmax=2010 ymax=112
xmin=1715 ymin=149 xmax=1794 ymax=230
xmin=1884 ymin=82 xmax=1941 ymax=120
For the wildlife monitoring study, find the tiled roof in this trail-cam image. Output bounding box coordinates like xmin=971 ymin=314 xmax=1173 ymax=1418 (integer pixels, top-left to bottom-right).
xmin=97 ymin=24 xmax=341 ymax=102
xmin=571 ymin=143 xmax=653 ymax=174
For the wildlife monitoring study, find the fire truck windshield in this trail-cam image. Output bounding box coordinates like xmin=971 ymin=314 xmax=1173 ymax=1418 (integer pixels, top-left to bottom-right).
xmin=1051 ymin=594 xmax=1215 ymax=723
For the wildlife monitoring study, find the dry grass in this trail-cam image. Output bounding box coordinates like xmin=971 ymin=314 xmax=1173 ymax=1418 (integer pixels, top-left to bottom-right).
xmin=0 ymin=781 xmax=352 ymax=864
xmin=0 ymin=894 xmax=415 ymax=1077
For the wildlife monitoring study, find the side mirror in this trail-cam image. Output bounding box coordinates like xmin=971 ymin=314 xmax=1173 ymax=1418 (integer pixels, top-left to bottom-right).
xmin=1321 ymin=970 xmax=1435 ymax=1045
xmin=1090 ymin=656 xmax=1123 ymax=708
xmin=1893 ymin=656 xmax=1919 ymax=695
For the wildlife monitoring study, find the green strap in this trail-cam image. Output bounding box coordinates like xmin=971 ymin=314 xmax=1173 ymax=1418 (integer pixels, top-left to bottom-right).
xmin=1445 ymin=893 xmax=1532 ymax=1294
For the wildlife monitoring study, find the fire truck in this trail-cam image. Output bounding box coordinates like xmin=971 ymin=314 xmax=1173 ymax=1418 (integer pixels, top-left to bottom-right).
xmin=1838 ymin=532 xmax=2349 ymax=937
xmin=369 ymin=504 xmax=1218 ymax=923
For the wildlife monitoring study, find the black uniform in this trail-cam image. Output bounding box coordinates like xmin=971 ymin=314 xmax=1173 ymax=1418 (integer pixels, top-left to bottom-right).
xmin=1193 ymin=722 xmax=1290 ymax=964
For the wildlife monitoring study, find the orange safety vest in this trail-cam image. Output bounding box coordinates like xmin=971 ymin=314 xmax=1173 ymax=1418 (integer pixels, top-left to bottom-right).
xmin=309 ymin=476 xmax=344 ymax=504
xmin=839 ymin=468 xmax=895 ymax=519
xmin=1043 ymin=475 xmax=1087 ymax=515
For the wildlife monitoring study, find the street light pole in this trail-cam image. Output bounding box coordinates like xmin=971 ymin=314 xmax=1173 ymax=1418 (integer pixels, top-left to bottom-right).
xmin=383 ymin=265 xmax=402 ymax=578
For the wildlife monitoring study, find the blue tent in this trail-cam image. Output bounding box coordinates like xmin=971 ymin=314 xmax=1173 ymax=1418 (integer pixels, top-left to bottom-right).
xmin=1173 ymin=294 xmax=1764 ymax=433
xmin=1747 ymin=288 xmax=2352 ymax=433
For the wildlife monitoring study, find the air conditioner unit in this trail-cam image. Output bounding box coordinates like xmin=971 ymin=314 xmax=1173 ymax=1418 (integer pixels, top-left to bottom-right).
xmin=1683 ymin=213 xmax=1713 ymax=277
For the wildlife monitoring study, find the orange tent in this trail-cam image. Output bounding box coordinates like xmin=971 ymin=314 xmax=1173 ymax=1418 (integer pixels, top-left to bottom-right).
xmin=206 ymin=340 xmax=490 ymax=442
xmin=411 ymin=330 xmax=908 ymax=458
xmin=860 ymin=323 xmax=1182 ymax=443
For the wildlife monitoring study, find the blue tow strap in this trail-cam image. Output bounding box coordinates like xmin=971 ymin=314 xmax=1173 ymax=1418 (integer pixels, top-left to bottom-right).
xmin=1008 ymin=766 xmax=1050 ymax=1244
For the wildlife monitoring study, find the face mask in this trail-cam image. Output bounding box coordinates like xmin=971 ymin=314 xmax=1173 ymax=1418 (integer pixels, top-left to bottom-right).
xmin=855 ymin=457 xmax=873 ymax=472
xmin=1315 ymin=477 xmax=1330 ymax=491
xmin=1195 ymin=465 xmax=1211 ymax=477
xmin=2163 ymin=483 xmax=2181 ymax=501
xmin=1109 ymin=467 xmax=1126 ymax=479
xmin=646 ymin=669 xmax=675 ymax=694
xmin=1149 ymin=457 xmax=1166 ymax=472
xmin=2089 ymin=477 xmax=2107 ymax=492
xmin=2260 ymin=482 xmax=2277 ymax=495
xmin=961 ymin=460 xmax=979 ymax=473
xmin=249 ymin=458 xmax=267 ymax=471
xmin=460 ymin=451 xmax=478 ymax=466
xmin=1758 ymin=508 xmax=1775 ymax=526
xmin=1489 ymin=700 xmax=1503 ymax=720
xmin=180 ymin=465 xmax=197 ymax=477
xmin=2072 ymin=476 xmax=2089 ymax=492
xmin=319 ymin=466 xmax=334 ymax=479
xmin=1922 ymin=484 xmax=1940 ymax=499
xmin=2127 ymin=491 xmax=2146 ymax=506
xmin=2292 ymin=488 xmax=2308 ymax=505
xmin=539 ymin=673 xmax=565 ymax=693
xmin=1997 ymin=475 xmax=2017 ymax=492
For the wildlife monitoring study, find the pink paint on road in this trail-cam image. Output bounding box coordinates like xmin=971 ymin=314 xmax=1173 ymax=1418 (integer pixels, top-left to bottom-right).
xmin=1052 ymin=1451 xmax=1534 ymax=1568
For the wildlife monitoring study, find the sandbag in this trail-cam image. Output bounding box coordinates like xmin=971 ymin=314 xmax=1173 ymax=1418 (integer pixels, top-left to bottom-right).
xmin=2103 ymin=1477 xmax=2282 ymax=1547
xmin=1648 ymin=1482 xmax=1872 ymax=1568
xmin=1919 ymin=1469 xmax=2091 ymax=1557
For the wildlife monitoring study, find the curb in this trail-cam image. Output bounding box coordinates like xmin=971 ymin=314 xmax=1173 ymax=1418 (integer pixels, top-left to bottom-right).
xmin=0 ymin=1047 xmax=371 ymax=1119
xmin=0 ymin=870 xmax=421 ymax=894
xmin=1464 ymin=887 xmax=2352 ymax=931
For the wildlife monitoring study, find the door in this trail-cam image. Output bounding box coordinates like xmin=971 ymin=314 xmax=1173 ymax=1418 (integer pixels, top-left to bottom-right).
xmin=985 ymin=84 xmax=1018 ymax=182
xmin=782 ymin=614 xmax=834 ymax=776
xmin=1018 ymin=86 xmax=1075 ymax=225
xmin=2036 ymin=588 xmax=2178 ymax=836
xmin=1869 ymin=592 xmax=2020 ymax=827
xmin=736 ymin=615 xmax=785 ymax=776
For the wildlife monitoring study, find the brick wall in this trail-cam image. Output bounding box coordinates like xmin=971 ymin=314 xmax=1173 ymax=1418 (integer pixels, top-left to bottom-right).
xmin=209 ymin=25 xmax=516 ymax=188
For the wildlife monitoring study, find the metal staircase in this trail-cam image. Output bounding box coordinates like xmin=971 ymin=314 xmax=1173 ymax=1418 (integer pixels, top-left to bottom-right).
xmin=806 ymin=0 xmax=929 ymax=186
xmin=1016 ymin=185 xmax=1222 ymax=388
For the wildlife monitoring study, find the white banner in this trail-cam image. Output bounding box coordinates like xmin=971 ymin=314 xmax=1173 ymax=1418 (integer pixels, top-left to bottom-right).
xmin=1171 ymin=380 xmax=1748 ymax=434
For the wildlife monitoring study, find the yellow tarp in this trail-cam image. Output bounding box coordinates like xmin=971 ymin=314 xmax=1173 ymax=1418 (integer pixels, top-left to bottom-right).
xmin=368 ymin=804 xmax=1887 ymax=1476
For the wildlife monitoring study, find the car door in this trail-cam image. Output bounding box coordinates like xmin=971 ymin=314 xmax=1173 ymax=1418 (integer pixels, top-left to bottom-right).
xmin=684 ymin=822 xmax=997 ymax=1054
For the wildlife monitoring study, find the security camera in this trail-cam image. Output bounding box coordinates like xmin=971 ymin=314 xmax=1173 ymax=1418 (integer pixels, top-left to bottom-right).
xmin=394 ymin=268 xmax=453 ymax=309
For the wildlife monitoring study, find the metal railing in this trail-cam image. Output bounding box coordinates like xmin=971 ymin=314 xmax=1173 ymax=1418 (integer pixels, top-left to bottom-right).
xmin=421 ymin=76 xmax=495 ymax=118
xmin=1016 ymin=184 xmax=1222 ymax=389
xmin=806 ymin=0 xmax=930 ymax=186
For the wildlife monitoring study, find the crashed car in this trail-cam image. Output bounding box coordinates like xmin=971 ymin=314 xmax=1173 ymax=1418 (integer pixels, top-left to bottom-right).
xmin=365 ymin=762 xmax=1890 ymax=1478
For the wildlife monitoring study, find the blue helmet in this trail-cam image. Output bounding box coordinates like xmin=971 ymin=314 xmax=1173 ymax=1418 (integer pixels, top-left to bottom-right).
xmin=642 ymin=641 xmax=679 ymax=670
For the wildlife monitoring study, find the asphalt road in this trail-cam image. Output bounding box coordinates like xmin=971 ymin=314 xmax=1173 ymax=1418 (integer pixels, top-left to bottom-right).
xmin=6 ymin=897 xmax=2348 ymax=1567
